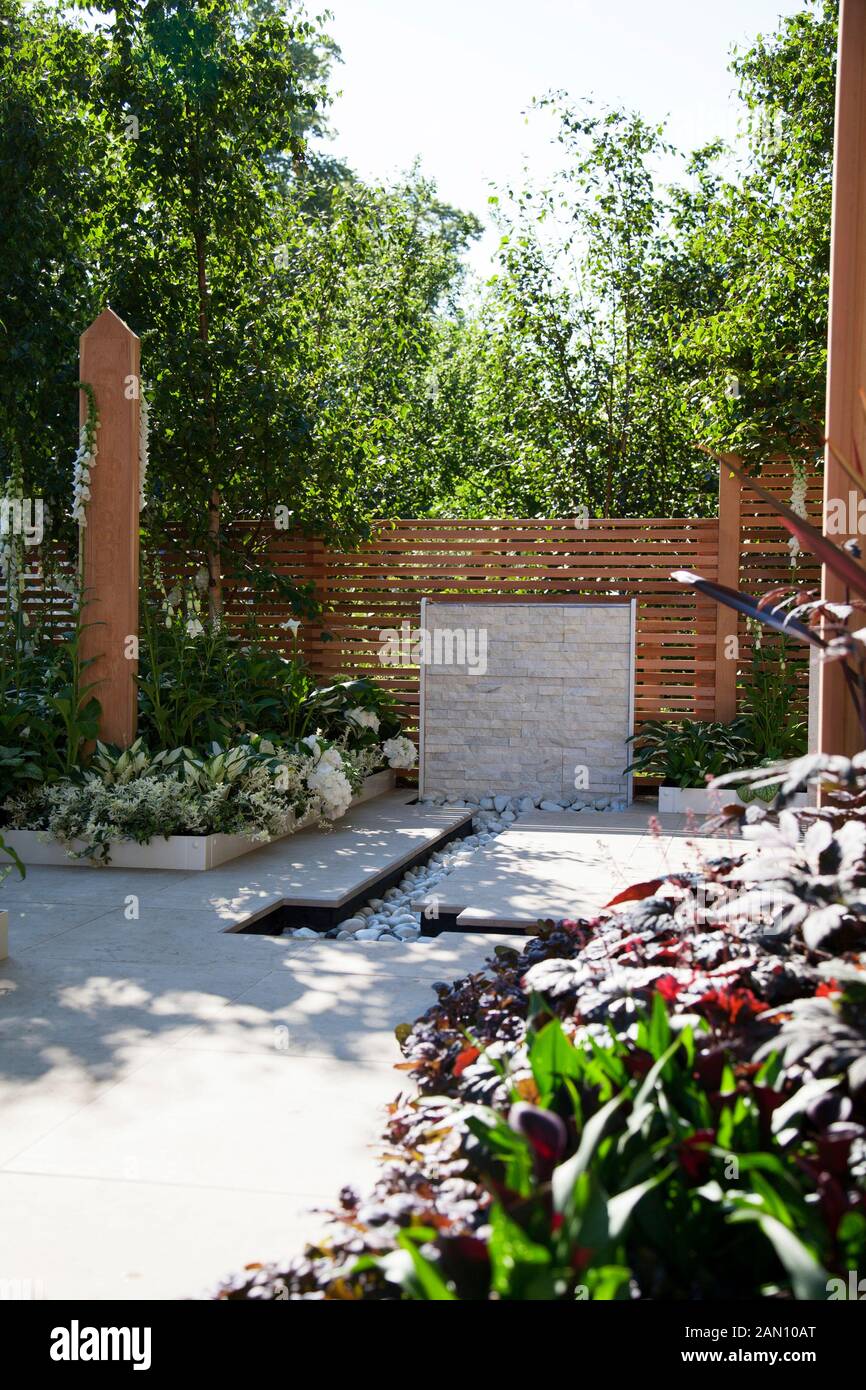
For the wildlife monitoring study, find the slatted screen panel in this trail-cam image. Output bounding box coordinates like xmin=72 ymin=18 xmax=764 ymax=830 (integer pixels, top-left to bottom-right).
xmin=220 ymin=517 xmax=722 ymax=738
xmin=3 ymin=461 xmax=823 ymax=744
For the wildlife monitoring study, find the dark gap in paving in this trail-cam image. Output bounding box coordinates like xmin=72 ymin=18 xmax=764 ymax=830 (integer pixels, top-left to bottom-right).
xmin=420 ymin=913 xmax=529 ymax=939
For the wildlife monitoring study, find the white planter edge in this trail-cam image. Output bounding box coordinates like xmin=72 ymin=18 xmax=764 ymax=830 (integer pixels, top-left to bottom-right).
xmin=3 ymin=769 xmax=396 ymax=871
xmin=657 ymin=785 xmax=808 ymax=814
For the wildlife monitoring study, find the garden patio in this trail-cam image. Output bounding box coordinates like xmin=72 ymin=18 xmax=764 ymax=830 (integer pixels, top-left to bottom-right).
xmin=2 ymin=0 xmax=866 ymax=1330
xmin=0 ymin=794 xmax=725 ymax=1299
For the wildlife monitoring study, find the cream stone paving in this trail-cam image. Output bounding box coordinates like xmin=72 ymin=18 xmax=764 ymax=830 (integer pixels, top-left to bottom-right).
xmin=0 ymin=1173 xmax=343 ymax=1300
xmin=0 ymin=791 xmax=471 ymax=923
xmin=7 ymin=1050 xmax=405 ymax=1193
xmin=415 ymin=806 xmax=742 ymax=930
xmin=0 ymin=920 xmax=501 ymax=1295
xmin=0 ymin=794 xmax=735 ymax=1298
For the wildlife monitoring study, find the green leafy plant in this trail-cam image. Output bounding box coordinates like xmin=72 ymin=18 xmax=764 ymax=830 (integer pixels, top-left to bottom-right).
xmin=137 ymin=580 xmax=403 ymax=755
xmin=0 ymin=828 xmax=24 ymax=886
xmin=0 ymin=706 xmax=50 ymax=802
xmin=135 ymin=581 xmax=298 ymax=749
xmin=0 ymin=600 xmax=101 ymax=798
xmin=387 ymin=1001 xmax=846 ymax=1301
xmin=48 ymin=610 xmax=102 ymax=776
xmin=739 ymin=633 xmax=809 ymax=763
xmin=625 ymin=717 xmax=752 ymax=788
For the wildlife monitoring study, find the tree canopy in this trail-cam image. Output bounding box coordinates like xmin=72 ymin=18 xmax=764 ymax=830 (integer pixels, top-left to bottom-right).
xmin=416 ymin=0 xmax=837 ymax=518
xmin=0 ymin=0 xmax=838 ymax=559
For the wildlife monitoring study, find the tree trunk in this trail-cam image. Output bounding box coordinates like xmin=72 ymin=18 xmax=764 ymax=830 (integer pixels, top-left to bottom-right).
xmin=194 ymin=226 xmax=221 ymax=618
xmin=206 ymin=487 xmax=222 ymax=621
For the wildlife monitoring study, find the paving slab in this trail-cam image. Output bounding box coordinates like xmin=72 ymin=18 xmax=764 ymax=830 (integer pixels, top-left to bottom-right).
xmin=260 ymin=933 xmax=503 ymax=980
xmin=0 ymin=867 xmax=184 ymax=907
xmin=0 ymin=793 xmax=471 ymax=930
xmin=0 ymin=900 xmax=121 ymax=951
xmin=0 ymin=872 xmax=500 ymax=1301
xmin=15 ymin=908 xmax=280 ymax=966
xmin=214 ymin=790 xmax=470 ymax=910
xmin=0 ymin=958 xmax=280 ymax=1087
xmin=5 ymin=1049 xmax=401 ymax=1195
xmin=415 ymin=809 xmax=741 ymax=931
xmin=0 ymin=1172 xmax=344 ymax=1301
xmin=173 ymin=970 xmax=443 ymax=1063
xmin=0 ymin=1047 xmax=159 ymax=1166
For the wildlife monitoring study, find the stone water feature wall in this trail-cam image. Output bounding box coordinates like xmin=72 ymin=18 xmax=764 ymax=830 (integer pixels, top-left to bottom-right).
xmin=419 ymin=600 xmax=635 ymax=806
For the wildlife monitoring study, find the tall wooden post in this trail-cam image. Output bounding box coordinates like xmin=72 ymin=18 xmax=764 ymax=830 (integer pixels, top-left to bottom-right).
xmin=819 ymin=0 xmax=866 ymax=757
xmin=714 ymin=457 xmax=741 ymax=721
xmin=78 ymin=308 xmax=140 ymax=748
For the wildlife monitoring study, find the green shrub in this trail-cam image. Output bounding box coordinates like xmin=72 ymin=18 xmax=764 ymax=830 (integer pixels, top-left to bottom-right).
xmin=625 ymin=717 xmax=753 ymax=788
xmin=739 ymin=636 xmax=808 ymax=763
xmin=0 ymin=606 xmax=100 ymax=800
xmin=387 ymin=999 xmax=854 ymax=1301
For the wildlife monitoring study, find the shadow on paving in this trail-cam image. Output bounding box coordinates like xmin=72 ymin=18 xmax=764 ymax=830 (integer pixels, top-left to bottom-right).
xmin=0 ymin=931 xmax=496 ymax=1089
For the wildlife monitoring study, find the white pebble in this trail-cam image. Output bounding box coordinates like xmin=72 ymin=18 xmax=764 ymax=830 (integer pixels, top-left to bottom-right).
xmin=338 ymin=916 xmax=366 ymax=932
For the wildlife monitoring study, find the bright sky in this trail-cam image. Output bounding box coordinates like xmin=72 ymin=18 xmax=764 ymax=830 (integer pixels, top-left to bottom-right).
xmin=322 ymin=0 xmax=810 ymax=276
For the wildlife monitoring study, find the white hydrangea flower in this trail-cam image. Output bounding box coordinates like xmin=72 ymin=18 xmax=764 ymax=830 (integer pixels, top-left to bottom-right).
xmin=305 ymin=759 xmax=353 ymax=819
xmin=318 ymin=746 xmax=345 ymax=771
xmin=382 ymin=735 xmax=417 ymax=770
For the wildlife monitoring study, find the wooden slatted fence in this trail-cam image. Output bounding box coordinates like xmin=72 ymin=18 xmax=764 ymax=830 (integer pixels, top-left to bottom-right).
xmin=218 ymin=459 xmax=823 ymax=741
xmin=3 ymin=460 xmax=824 ymax=744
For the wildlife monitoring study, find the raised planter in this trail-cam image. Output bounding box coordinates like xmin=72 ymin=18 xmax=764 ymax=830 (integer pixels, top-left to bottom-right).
xmin=658 ymin=785 xmax=808 ymax=814
xmin=3 ymin=769 xmax=396 ymax=871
